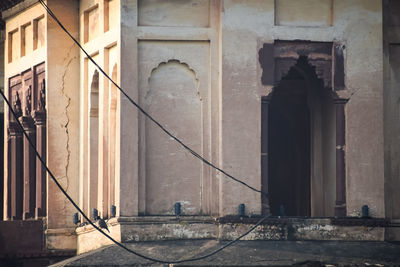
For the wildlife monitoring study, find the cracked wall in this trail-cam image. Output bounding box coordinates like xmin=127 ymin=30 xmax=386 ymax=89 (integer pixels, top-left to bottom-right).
xmin=46 ymin=0 xmax=79 ymax=250
xmin=2 ymin=0 xmax=80 ymax=251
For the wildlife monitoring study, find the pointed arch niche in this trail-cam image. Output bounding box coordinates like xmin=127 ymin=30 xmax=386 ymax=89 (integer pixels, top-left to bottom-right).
xmin=259 ymin=41 xmax=348 ymax=217
xmin=140 ymin=60 xmax=205 ymax=215
xmin=107 ymin=64 xmax=118 ymax=216
xmin=88 ymin=70 xmax=99 ymax=218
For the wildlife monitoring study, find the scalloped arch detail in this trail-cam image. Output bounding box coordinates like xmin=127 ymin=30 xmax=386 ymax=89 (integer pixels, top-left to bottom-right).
xmin=148 ymin=59 xmax=199 ymax=84
xmin=146 ymin=59 xmax=201 ymax=100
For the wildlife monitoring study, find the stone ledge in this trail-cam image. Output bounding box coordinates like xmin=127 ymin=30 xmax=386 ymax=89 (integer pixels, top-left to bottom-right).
xmin=120 ymin=221 xmax=218 ymax=242
xmin=118 ymin=216 xmax=215 ymax=224
xmin=75 ymin=216 xmax=390 ymax=254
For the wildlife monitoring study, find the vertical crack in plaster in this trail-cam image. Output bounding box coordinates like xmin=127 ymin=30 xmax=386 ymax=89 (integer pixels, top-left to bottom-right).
xmin=59 ymin=46 xmax=76 ymax=212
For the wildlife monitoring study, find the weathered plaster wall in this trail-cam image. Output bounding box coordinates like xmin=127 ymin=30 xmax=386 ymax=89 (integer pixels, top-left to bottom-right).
xmin=220 ymin=0 xmax=384 ymax=217
xmin=119 ymin=0 xmax=138 ymax=217
xmin=335 ymin=0 xmax=384 ymax=218
xmin=77 ymin=0 xmax=388 ymax=249
xmin=138 ymin=42 xmax=211 ymax=215
xmin=219 ymin=0 xmax=273 ymax=216
xmin=119 ymin=0 xmax=220 ymax=217
xmin=276 ymin=0 xmax=333 ymax=27
xmin=46 ymin=0 xmax=79 ymax=249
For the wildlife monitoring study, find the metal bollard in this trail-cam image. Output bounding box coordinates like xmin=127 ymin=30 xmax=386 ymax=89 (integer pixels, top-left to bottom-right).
xmin=362 ymin=205 xmax=369 ymax=218
xmin=92 ymin=208 xmax=98 ymax=220
xmin=73 ymin=213 xmax=80 ymax=225
xmin=238 ymin=203 xmax=245 ymax=217
xmin=174 ymin=202 xmax=181 ymax=216
xmin=111 ymin=205 xmax=116 ymax=218
xmin=279 ymin=204 xmax=285 ymax=216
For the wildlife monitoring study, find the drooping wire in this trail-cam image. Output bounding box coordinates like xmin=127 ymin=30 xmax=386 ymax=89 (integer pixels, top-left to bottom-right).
xmin=33 ymin=0 xmax=273 ymax=262
xmin=0 ymin=88 xmax=270 ymax=264
xmin=37 ymin=0 xmax=268 ymax=199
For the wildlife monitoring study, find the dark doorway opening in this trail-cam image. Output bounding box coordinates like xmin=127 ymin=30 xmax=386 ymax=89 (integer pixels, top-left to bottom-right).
xmin=268 ymin=67 xmax=311 ymax=217
xmin=260 ymin=43 xmax=341 ymax=217
xmin=0 ymin=111 xmax=3 ymax=220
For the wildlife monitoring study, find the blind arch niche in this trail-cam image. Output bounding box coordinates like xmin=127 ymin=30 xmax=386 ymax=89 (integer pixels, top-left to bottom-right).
xmin=144 ymin=60 xmax=203 ymax=215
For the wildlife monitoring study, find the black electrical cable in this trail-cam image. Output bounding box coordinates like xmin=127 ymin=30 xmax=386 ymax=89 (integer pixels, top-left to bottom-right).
xmin=37 ymin=0 xmax=268 ymax=199
xmin=0 ymin=88 xmax=270 ymax=264
xmin=1 ymin=1 xmax=272 ymax=263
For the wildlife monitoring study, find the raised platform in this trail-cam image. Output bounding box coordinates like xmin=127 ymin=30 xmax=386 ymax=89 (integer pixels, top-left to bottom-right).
xmin=75 ymin=216 xmax=395 ymax=254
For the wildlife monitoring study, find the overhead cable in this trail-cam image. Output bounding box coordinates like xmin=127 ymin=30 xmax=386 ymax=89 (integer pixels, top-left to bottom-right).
xmin=37 ymin=0 xmax=267 ymax=199
xmin=0 ymin=87 xmax=270 ymax=264
xmin=0 ymin=0 xmax=272 ymax=263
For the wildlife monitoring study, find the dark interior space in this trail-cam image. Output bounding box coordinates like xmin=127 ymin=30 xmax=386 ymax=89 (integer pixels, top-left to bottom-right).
xmin=267 ymin=58 xmax=312 ymax=217
xmin=0 ymin=112 xmax=3 ymax=220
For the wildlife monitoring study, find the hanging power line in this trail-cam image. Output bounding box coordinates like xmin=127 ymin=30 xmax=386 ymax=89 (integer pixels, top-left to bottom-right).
xmin=0 ymin=0 xmax=272 ymax=264
xmin=37 ymin=0 xmax=267 ymax=199
xmin=0 ymin=87 xmax=270 ymax=264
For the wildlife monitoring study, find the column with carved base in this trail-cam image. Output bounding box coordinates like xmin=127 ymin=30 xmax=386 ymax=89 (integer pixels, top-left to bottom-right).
xmin=32 ymin=110 xmax=46 ymax=218
xmin=20 ymin=116 xmax=36 ymax=220
xmin=8 ymin=122 xmax=23 ymax=220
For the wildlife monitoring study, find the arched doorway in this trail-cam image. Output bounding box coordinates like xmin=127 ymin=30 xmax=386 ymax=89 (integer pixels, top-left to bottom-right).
xmin=265 ymin=56 xmax=336 ymax=217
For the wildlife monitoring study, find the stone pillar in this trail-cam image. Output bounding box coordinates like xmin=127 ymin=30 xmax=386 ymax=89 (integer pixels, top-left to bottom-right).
xmin=334 ymin=99 xmax=347 ymax=217
xmin=33 ymin=110 xmax=46 ymax=218
xmin=89 ymin=106 xmax=99 ymax=219
xmin=261 ymin=96 xmax=271 ymax=215
xmin=20 ymin=116 xmax=36 ymax=220
xmin=6 ymin=137 xmax=12 ymax=220
xmin=8 ymin=122 xmax=23 ymax=220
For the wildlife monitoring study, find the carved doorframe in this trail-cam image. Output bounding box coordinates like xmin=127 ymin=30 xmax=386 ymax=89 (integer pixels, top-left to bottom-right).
xmin=5 ymin=62 xmax=46 ymax=220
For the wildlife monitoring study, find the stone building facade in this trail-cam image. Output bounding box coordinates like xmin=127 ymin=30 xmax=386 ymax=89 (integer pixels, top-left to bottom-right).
xmin=1 ymin=0 xmax=400 ymax=256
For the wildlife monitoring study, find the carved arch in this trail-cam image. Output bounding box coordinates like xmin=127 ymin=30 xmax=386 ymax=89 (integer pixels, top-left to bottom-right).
xmin=271 ymin=56 xmax=331 ymax=98
xmin=90 ymin=70 xmax=99 ymax=117
xmin=259 ymin=41 xmax=345 ymax=91
xmin=146 ymin=59 xmax=201 ymax=101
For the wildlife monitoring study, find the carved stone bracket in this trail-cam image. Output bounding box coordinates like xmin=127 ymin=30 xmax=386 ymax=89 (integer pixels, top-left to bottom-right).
xmin=12 ymin=91 xmax=22 ymax=119
xmin=32 ymin=110 xmax=46 ymax=125
xmin=38 ymin=79 xmax=46 ymax=111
